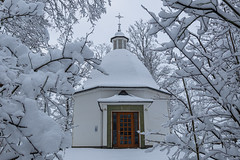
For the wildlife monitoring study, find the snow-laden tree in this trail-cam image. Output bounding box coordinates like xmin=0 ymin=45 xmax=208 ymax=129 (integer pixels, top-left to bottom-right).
xmin=72 ymin=41 xmax=111 ymax=88
xmin=0 ymin=0 xmax=109 ymax=159
xmin=127 ymin=19 xmax=165 ymax=82
xmin=1 ymin=0 xmax=110 ymax=52
xmin=143 ymin=0 xmax=240 ymax=159
xmin=92 ymin=43 xmax=111 ymax=60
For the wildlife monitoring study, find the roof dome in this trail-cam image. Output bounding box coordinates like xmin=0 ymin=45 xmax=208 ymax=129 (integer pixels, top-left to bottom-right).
xmin=114 ymin=31 xmax=125 ymax=36
xmin=83 ymin=49 xmax=159 ymax=90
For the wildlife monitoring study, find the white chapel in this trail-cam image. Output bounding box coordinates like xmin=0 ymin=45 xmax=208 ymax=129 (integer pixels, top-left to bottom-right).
xmin=72 ymin=18 xmax=170 ymax=148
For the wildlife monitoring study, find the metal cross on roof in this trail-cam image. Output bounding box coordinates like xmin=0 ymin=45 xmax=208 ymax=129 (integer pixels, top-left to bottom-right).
xmin=115 ymin=13 xmax=123 ymax=32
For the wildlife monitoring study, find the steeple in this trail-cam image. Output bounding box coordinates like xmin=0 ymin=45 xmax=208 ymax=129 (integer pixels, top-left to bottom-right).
xmin=110 ymin=13 xmax=129 ymax=50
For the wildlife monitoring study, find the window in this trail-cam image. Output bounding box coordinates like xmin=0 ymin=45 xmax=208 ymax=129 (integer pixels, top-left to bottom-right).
xmin=114 ymin=40 xmax=117 ymax=49
xmin=123 ymin=40 xmax=126 ymax=49
xmin=118 ymin=39 xmax=122 ymax=49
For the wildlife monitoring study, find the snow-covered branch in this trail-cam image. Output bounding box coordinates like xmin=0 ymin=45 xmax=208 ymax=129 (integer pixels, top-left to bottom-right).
xmin=0 ymin=0 xmax=109 ymax=159
xmin=144 ymin=0 xmax=240 ymax=159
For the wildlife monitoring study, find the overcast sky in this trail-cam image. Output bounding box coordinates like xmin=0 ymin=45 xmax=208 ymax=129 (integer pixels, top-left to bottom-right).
xmin=49 ymin=0 xmax=164 ymax=47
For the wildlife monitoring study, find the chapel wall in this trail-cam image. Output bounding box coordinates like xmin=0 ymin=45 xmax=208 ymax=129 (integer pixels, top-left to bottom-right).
xmin=131 ymin=89 xmax=170 ymax=146
xmin=72 ymin=91 xmax=102 ymax=147
xmin=144 ymin=98 xmax=169 ymax=146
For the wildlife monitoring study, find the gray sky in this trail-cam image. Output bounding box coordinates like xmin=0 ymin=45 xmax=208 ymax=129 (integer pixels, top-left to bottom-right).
xmin=49 ymin=0 xmax=164 ymax=46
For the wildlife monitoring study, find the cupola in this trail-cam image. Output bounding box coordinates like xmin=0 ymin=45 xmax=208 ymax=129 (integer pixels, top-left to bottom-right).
xmin=110 ymin=13 xmax=129 ymax=50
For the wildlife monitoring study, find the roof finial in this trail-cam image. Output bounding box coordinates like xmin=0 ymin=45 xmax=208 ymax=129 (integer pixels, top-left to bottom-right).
xmin=115 ymin=13 xmax=123 ymax=32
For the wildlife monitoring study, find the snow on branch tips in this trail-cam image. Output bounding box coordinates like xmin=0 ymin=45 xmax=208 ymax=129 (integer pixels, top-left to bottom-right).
xmin=0 ymin=0 xmax=109 ymax=159
xmin=144 ymin=0 xmax=240 ymax=159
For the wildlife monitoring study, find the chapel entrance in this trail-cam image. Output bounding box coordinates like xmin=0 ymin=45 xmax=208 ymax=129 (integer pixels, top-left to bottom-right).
xmin=112 ymin=112 xmax=139 ymax=148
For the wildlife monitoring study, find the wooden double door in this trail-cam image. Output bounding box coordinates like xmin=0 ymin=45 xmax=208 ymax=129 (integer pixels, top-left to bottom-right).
xmin=112 ymin=112 xmax=139 ymax=148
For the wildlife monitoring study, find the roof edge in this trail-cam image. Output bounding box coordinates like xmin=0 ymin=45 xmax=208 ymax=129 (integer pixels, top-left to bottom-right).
xmin=74 ymin=86 xmax=171 ymax=96
xmin=110 ymin=36 xmax=129 ymax=42
xmin=97 ymin=101 xmax=153 ymax=103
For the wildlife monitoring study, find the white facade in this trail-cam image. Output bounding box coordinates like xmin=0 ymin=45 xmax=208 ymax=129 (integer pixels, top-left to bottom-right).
xmin=72 ymin=87 xmax=170 ymax=148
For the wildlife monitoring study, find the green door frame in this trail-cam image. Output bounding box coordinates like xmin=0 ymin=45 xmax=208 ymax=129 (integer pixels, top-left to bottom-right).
xmin=107 ymin=105 xmax=145 ymax=148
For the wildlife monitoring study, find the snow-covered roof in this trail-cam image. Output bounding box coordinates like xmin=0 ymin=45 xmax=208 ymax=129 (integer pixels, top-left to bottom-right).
xmin=98 ymin=91 xmax=153 ymax=103
xmin=114 ymin=31 xmax=125 ymax=36
xmin=82 ymin=49 xmax=159 ymax=90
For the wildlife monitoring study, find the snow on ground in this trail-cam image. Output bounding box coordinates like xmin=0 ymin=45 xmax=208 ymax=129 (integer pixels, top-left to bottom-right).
xmin=61 ymin=148 xmax=172 ymax=160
